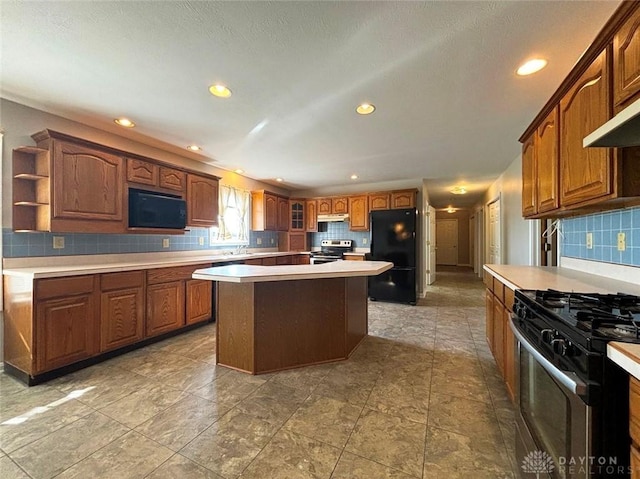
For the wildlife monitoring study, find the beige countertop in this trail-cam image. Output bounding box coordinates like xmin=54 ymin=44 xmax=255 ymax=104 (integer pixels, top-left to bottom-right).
xmin=608 ymin=342 xmax=640 ymax=380
xmin=483 ymin=264 xmax=640 ymax=296
xmin=192 ymin=260 xmax=393 ymax=283
xmin=2 ymin=251 xmax=307 ymax=279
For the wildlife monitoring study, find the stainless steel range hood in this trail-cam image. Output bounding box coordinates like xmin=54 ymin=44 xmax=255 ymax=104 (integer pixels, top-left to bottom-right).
xmin=583 ymin=98 xmax=640 ymax=147
xmin=317 ymin=213 xmax=349 ymax=222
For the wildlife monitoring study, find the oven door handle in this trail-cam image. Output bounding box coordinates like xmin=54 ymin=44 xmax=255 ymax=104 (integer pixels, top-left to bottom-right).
xmin=509 ymin=316 xmax=588 ymax=396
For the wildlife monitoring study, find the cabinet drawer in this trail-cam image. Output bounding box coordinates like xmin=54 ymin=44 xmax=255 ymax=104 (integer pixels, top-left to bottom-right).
xmin=504 ymin=287 xmax=515 ymax=312
xmin=147 ymin=264 xmax=210 ymax=284
xmin=630 ymin=377 xmax=640 ymax=446
xmin=36 ymin=275 xmax=95 ymax=300
xmin=493 ymin=277 xmax=505 ymax=304
xmin=101 ymin=271 xmax=144 ymax=291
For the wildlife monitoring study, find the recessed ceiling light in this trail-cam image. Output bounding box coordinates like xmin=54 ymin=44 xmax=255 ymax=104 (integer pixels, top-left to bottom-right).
xmin=186 ymin=145 xmax=201 ymax=151
xmin=356 ymin=103 xmax=375 ymax=115
xmin=350 ymin=174 xmax=358 ymax=180
xmin=451 ymin=186 xmax=467 ymax=195
xmin=209 ymin=84 xmax=232 ymax=98
xmin=114 ymin=117 xmax=135 ymax=128
xmin=234 ymin=169 xmax=244 ymax=174
xmin=276 ymin=177 xmax=284 ymax=182
xmin=516 ymin=58 xmax=548 ymax=76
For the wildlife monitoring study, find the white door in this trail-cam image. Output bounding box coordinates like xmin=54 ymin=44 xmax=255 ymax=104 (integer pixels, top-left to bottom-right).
xmin=436 ymin=219 xmax=458 ymax=265
xmin=488 ymin=199 xmax=501 ymax=264
xmin=426 ymin=206 xmax=437 ymax=284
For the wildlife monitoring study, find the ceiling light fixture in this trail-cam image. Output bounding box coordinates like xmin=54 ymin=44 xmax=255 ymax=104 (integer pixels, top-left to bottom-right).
xmin=234 ymin=169 xmax=244 ymax=174
xmin=516 ymin=58 xmax=548 ymax=76
xmin=350 ymin=174 xmax=358 ymax=180
xmin=276 ymin=177 xmax=284 ymax=182
xmin=447 ymin=207 xmax=455 ymax=214
xmin=209 ymin=84 xmax=232 ymax=98
xmin=356 ymin=103 xmax=375 ymax=115
xmin=186 ymin=145 xmax=201 ymax=151
xmin=114 ymin=117 xmax=135 ymax=128
xmin=451 ymin=186 xmax=467 ymax=195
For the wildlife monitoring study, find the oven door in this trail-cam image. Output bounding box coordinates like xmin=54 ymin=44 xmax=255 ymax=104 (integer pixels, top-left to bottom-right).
xmin=510 ymin=317 xmax=591 ymax=479
xmin=310 ymin=257 xmax=341 ymax=264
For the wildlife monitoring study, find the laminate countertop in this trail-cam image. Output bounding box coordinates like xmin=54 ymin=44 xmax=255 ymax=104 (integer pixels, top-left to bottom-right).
xmin=483 ymin=264 xmax=640 ymax=296
xmin=193 ymin=260 xmax=393 ymax=283
xmin=2 ymin=251 xmax=309 ymax=279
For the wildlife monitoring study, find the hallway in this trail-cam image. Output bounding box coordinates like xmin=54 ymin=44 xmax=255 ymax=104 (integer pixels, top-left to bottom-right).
xmin=0 ymin=266 xmax=515 ymax=478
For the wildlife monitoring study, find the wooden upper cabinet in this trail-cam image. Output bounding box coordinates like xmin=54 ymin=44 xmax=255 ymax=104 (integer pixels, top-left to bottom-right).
xmin=560 ymin=49 xmax=612 ymax=207
xmin=521 ymin=134 xmax=536 ymax=217
xmin=160 ymin=167 xmax=186 ymax=192
xmin=614 ymin=7 xmax=640 ymax=112
xmin=369 ymin=193 xmax=390 ymax=211
xmin=289 ymin=199 xmax=305 ymax=232
xmin=252 ymin=190 xmax=279 ymax=231
xmin=348 ymin=195 xmax=369 ymax=231
xmin=277 ymin=196 xmax=289 ymax=231
xmin=127 ymin=159 xmax=158 ymax=186
xmin=317 ymin=198 xmax=331 ymax=215
xmin=187 ymin=174 xmax=219 ymax=227
xmin=391 ymin=190 xmax=416 ymax=208
xmin=306 ymin=200 xmax=318 ymax=232
xmin=331 ymin=197 xmax=348 ymax=214
xmin=536 ymin=108 xmax=559 ymax=214
xmin=53 ymin=140 xmax=124 ymax=222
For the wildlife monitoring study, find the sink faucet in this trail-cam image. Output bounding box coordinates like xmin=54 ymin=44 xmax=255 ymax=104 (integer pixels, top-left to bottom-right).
xmin=236 ymin=244 xmax=248 ymax=255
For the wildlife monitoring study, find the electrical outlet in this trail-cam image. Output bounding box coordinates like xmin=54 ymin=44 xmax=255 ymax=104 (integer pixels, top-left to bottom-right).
xmin=52 ymin=236 xmax=65 ymax=249
xmin=198 ymin=237 xmax=204 ymax=246
xmin=257 ymin=238 xmax=262 ymax=245
xmin=271 ymin=238 xmax=275 ymax=244
xmin=162 ymin=238 xmax=170 ymax=248
xmin=617 ymin=232 xmax=626 ymax=252
xmin=362 ymin=238 xmax=368 ymax=245
xmin=586 ymin=232 xmax=593 ymax=249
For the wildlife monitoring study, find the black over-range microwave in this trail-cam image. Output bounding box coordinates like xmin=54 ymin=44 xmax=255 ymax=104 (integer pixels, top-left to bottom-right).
xmin=128 ymin=188 xmax=187 ymax=229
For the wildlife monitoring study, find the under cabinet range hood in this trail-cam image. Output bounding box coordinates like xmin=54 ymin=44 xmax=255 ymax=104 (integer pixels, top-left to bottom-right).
xmin=583 ymin=98 xmax=640 ymax=147
xmin=317 ymin=213 xmax=349 ymax=222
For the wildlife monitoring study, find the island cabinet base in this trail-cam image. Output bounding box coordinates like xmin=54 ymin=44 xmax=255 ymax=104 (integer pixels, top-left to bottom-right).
xmin=217 ymin=276 xmax=368 ymax=374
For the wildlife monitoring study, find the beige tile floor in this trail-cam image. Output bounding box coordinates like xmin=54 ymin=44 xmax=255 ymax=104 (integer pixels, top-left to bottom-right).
xmin=0 ymin=266 xmax=516 ymax=479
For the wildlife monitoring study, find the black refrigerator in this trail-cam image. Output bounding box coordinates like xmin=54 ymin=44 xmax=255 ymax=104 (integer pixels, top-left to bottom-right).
xmin=368 ymin=208 xmax=417 ymax=305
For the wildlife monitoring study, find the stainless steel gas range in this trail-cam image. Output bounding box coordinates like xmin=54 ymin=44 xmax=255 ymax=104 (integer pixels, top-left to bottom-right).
xmin=309 ymin=239 xmax=354 ymax=264
xmin=511 ymin=289 xmax=640 ymax=478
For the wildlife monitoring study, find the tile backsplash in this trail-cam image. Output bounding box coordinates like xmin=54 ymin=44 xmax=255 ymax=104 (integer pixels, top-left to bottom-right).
xmin=560 ymin=206 xmax=640 ymax=266
xmin=2 ymin=228 xmax=279 ymax=258
xmin=310 ymin=221 xmax=370 ymax=249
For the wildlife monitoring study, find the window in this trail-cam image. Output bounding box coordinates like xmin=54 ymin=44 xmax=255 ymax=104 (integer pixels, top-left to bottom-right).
xmin=210 ymin=185 xmax=250 ymax=245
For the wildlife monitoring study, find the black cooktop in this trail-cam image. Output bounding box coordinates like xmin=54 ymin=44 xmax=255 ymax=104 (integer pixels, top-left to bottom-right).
xmin=516 ymin=289 xmax=640 ymax=343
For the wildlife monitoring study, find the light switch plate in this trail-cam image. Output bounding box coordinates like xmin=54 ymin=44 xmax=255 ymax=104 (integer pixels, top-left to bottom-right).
xmin=617 ymin=232 xmax=626 ymax=252
xmin=53 ymin=236 xmax=65 ymax=249
xmin=362 ymin=238 xmax=368 ymax=245
xmin=586 ymin=232 xmax=593 ymax=249
xmin=198 ymin=237 xmax=204 ymax=246
xmin=257 ymin=238 xmax=262 ymax=245
xmin=162 ymin=238 xmax=170 ymax=248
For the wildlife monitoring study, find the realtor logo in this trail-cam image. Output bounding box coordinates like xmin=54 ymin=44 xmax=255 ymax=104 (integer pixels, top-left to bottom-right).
xmin=522 ymin=450 xmax=555 ymax=478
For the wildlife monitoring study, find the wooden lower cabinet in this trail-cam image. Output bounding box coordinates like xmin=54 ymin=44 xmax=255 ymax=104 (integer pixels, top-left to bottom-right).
xmin=100 ymin=271 xmax=144 ymax=352
xmin=485 ymin=270 xmax=516 ymax=402
xmin=631 ymin=377 xmax=640 ymax=478
xmin=146 ymin=281 xmax=185 ymax=337
xmin=186 ymin=279 xmax=212 ymax=325
xmin=35 ymin=275 xmax=98 ymax=374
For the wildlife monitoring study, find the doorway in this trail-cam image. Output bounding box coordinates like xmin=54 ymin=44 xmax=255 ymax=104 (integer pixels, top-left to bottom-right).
xmin=436 ymin=219 xmax=458 ymax=265
xmin=488 ymin=198 xmax=501 ymax=264
xmin=426 ymin=205 xmax=437 ymax=284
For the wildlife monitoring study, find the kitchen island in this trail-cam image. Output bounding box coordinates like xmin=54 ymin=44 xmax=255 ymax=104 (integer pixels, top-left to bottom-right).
xmin=193 ymin=260 xmax=393 ymax=374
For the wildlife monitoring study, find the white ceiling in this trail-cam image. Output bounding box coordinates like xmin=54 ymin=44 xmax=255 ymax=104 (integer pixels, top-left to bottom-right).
xmin=1 ymin=1 xmax=620 ymax=208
